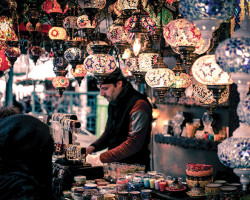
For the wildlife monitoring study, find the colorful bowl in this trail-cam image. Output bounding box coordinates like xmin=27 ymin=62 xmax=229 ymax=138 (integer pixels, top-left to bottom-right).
xmin=186 ymin=163 xmax=213 ymax=177
xmin=186 ymin=175 xmax=213 ymax=188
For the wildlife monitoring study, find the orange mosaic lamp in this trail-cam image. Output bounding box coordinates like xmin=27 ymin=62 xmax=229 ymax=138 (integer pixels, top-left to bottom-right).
xmin=70 ymin=64 xmax=87 ymax=86
xmin=48 ymin=27 xmax=67 ymax=40
xmin=52 ymin=76 xmax=69 ymax=97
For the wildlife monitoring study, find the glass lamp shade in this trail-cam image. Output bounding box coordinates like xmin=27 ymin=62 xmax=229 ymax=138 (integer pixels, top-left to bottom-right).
xmin=84 ymin=54 xmax=117 ymax=74
xmin=163 ymin=18 xmax=201 ymax=47
xmin=0 ymin=41 xmax=8 ymax=50
xmin=78 ymin=0 xmax=106 ymax=9
xmin=42 ymin=0 xmax=68 ymax=14
xmin=172 ymin=72 xmax=192 ymax=89
xmin=64 ymin=47 xmax=82 ymax=67
xmin=125 ymin=57 xmax=139 ymax=72
xmin=194 ymin=37 xmax=211 ymax=55
xmin=237 ymin=94 xmax=250 ymax=126
xmin=28 ymin=46 xmax=43 ymax=65
xmin=52 ymin=76 xmax=69 ymax=97
xmin=77 ymin=15 xmax=97 ymax=29
xmin=0 ymin=16 xmax=18 ymax=41
xmin=138 ymin=53 xmax=158 ymax=73
xmin=179 ymin=0 xmax=236 ymax=40
xmin=70 ymin=64 xmax=87 ymax=86
xmin=192 ymin=55 xmax=233 ymax=85
xmin=4 ymin=46 xmax=21 ymax=64
xmin=63 ymin=16 xmax=78 ymax=29
xmin=114 ymin=1 xmax=122 ymax=16
xmin=48 ymin=27 xmax=67 ymax=40
xmin=192 ymin=84 xmax=229 ymax=105
xmin=145 ymin=68 xmax=175 ymax=88
xmin=107 ymin=24 xmax=134 ymax=44
xmin=0 ymin=50 xmax=11 ymax=71
xmin=117 ymin=0 xmax=147 ymax=11
xmin=86 ymin=41 xmax=108 ymax=55
xmin=146 ymin=6 xmax=173 ymax=28
xmin=215 ymin=37 xmax=250 ymax=74
xmin=53 ymin=56 xmax=68 ymax=76
xmin=125 ymin=15 xmax=156 ymax=36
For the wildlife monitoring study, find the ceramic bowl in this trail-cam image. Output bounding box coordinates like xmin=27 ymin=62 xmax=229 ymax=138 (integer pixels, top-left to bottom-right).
xmin=186 ymin=163 xmax=213 ymax=177
xmin=186 ymin=175 xmax=213 ymax=188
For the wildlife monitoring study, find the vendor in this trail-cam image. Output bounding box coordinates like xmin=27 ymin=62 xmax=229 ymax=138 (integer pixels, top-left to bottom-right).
xmin=86 ymin=68 xmax=152 ymax=171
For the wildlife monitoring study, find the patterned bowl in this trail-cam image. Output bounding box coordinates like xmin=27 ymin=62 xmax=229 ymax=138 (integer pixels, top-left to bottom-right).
xmin=186 ymin=163 xmax=213 ymax=177
xmin=186 ymin=175 xmax=213 ymax=188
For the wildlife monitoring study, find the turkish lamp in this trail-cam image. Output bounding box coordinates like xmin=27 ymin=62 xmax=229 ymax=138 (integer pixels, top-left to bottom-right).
xmin=0 ymin=16 xmax=18 ymax=41
xmin=83 ymin=45 xmax=117 ymax=85
xmin=70 ymin=64 xmax=87 ymax=86
xmin=52 ymin=76 xmax=69 ymax=97
xmin=145 ymin=56 xmax=175 ymax=103
xmin=64 ymin=41 xmax=82 ymax=71
xmin=179 ymin=0 xmax=236 ymax=41
xmin=5 ymin=41 xmax=21 ymax=66
xmin=171 ymin=60 xmax=192 ymax=100
xmin=53 ymin=56 xmax=68 ymax=77
xmin=0 ymin=50 xmax=11 ymax=72
xmin=125 ymin=56 xmax=143 ymax=84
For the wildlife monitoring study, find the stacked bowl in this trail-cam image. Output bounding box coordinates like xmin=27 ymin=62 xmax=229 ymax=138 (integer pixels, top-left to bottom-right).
xmin=186 ymin=163 xmax=213 ymax=188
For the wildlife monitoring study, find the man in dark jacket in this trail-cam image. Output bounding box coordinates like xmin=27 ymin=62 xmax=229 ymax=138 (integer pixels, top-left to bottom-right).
xmin=86 ymin=68 xmax=152 ymax=171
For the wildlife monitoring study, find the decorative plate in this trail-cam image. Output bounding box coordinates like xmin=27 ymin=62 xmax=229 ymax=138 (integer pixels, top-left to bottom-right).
xmin=165 ymin=185 xmax=187 ymax=192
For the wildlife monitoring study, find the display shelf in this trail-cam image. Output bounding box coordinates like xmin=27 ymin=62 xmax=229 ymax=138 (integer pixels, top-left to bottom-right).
xmin=154 ymin=134 xmax=220 ymax=151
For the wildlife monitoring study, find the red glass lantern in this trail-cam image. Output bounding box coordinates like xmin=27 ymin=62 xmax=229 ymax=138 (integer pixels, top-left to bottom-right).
xmin=0 ymin=50 xmax=11 ymax=71
xmin=52 ymin=76 xmax=69 ymax=97
xmin=70 ymin=64 xmax=87 ymax=86
xmin=28 ymin=46 xmax=43 ymax=65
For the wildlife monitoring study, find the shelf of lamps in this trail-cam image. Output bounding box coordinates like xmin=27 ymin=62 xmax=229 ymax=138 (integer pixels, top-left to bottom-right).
xmin=154 ymin=134 xmax=220 ymax=151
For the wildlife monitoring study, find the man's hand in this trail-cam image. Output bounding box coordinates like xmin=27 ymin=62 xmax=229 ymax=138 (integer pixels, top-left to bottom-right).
xmin=86 ymin=146 xmax=95 ymax=156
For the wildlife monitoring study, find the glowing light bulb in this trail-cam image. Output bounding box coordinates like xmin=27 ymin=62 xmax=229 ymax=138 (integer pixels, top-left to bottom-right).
xmin=133 ymin=38 xmax=141 ymax=56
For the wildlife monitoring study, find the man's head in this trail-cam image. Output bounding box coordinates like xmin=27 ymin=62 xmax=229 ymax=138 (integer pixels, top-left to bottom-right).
xmin=98 ymin=68 xmax=126 ymax=102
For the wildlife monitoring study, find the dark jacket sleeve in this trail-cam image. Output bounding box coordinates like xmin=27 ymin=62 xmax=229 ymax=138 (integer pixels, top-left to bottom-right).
xmin=99 ymin=99 xmax=151 ymax=163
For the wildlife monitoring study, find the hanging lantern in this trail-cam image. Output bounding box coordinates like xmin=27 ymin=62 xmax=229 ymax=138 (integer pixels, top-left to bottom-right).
xmin=0 ymin=16 xmax=18 ymax=41
xmin=39 ymin=48 xmax=50 ymax=64
xmin=70 ymin=64 xmax=87 ymax=86
xmin=52 ymin=76 xmax=69 ymax=97
xmin=0 ymin=50 xmax=11 ymax=71
xmin=28 ymin=45 xmax=43 ymax=65
xmin=77 ymin=15 xmax=97 ymax=29
xmin=215 ymin=37 xmax=250 ymax=74
xmin=63 ymin=16 xmax=78 ymax=29
xmin=64 ymin=41 xmax=82 ymax=71
xmin=179 ymin=0 xmax=236 ymax=41
xmin=192 ymin=55 xmax=233 ymax=85
xmin=53 ymin=56 xmax=68 ymax=76
xmin=145 ymin=56 xmax=175 ymax=103
xmin=42 ymin=0 xmax=68 ymax=14
xmin=171 ymin=60 xmax=192 ymax=100
xmin=194 ymin=37 xmax=211 ymax=55
xmin=48 ymin=27 xmax=67 ymax=40
xmin=5 ymin=41 xmax=21 ymax=66
xmin=78 ymin=0 xmax=106 ymax=24
xmin=84 ymin=44 xmax=117 ymax=84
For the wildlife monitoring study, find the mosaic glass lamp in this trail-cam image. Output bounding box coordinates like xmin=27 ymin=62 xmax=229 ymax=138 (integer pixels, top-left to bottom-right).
xmin=53 ymin=56 xmax=68 ymax=77
xmin=83 ymin=45 xmax=117 ymax=84
xmin=77 ymin=14 xmax=97 ymax=29
xmin=171 ymin=60 xmax=192 ymax=100
xmin=179 ymin=0 xmax=236 ymax=41
xmin=70 ymin=64 xmax=87 ymax=86
xmin=64 ymin=41 xmax=82 ymax=71
xmin=4 ymin=41 xmax=21 ymax=66
xmin=163 ymin=18 xmax=201 ymax=71
xmin=78 ymin=0 xmax=106 ymax=24
xmin=0 ymin=16 xmax=18 ymax=41
xmin=52 ymin=76 xmax=69 ymax=97
xmin=145 ymin=56 xmax=175 ymax=103
xmin=0 ymin=50 xmax=11 ymax=72
xmin=48 ymin=27 xmax=67 ymax=40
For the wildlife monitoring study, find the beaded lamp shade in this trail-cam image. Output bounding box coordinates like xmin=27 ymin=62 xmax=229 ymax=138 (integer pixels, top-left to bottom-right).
xmin=171 ymin=72 xmax=192 ymax=89
xmin=70 ymin=64 xmax=87 ymax=86
xmin=163 ymin=18 xmax=201 ymax=47
xmin=52 ymin=76 xmax=69 ymax=97
xmin=63 ymin=16 xmax=78 ymax=29
xmin=77 ymin=15 xmax=97 ymax=29
xmin=48 ymin=27 xmax=67 ymax=40
xmin=192 ymin=55 xmax=233 ymax=85
xmin=53 ymin=56 xmax=68 ymax=76
xmin=194 ymin=37 xmax=211 ymax=55
xmin=84 ymin=54 xmax=117 ymax=74
xmin=125 ymin=56 xmax=139 ymax=72
xmin=86 ymin=41 xmax=108 ymax=55
xmin=192 ymin=84 xmax=229 ymax=105
xmin=64 ymin=47 xmax=82 ymax=67
xmin=117 ymin=0 xmax=147 ymax=11
xmin=0 ymin=16 xmax=18 ymax=41
xmin=0 ymin=50 xmax=11 ymax=71
xmin=4 ymin=46 xmax=21 ymax=61
xmin=215 ymin=37 xmax=250 ymax=74
xmin=114 ymin=1 xmax=122 ymax=16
